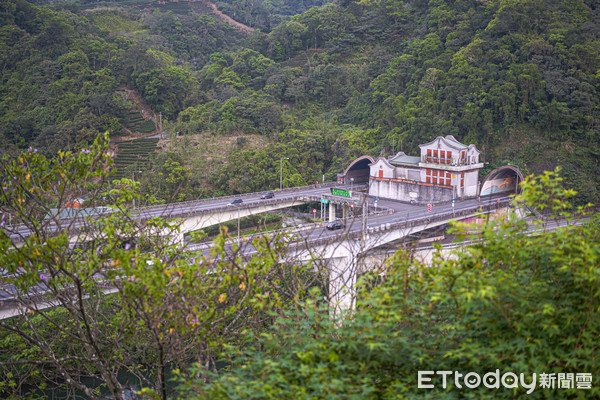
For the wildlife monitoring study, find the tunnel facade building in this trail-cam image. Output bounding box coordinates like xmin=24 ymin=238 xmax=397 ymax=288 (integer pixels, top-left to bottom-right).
xmin=368 ymin=136 xmax=484 ymax=204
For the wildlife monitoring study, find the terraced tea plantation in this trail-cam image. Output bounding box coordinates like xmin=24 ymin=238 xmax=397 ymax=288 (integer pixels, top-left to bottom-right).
xmin=112 ymin=138 xmax=159 ymax=180
xmin=123 ymin=110 xmax=156 ymax=134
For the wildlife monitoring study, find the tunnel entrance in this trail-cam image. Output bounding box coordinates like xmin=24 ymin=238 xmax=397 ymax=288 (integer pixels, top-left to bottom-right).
xmin=480 ymin=165 xmax=524 ymax=196
xmin=337 ymin=156 xmax=374 ymax=185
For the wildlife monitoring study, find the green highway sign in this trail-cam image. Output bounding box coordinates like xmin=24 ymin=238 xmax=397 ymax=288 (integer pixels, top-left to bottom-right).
xmin=330 ymin=188 xmax=351 ymax=198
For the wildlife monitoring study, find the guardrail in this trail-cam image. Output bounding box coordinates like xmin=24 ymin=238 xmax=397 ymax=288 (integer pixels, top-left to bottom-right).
xmin=5 ymin=191 xmax=342 ymax=243
xmin=136 ymin=181 xmax=343 ymax=212
xmin=2 ymin=182 xmax=344 ymax=231
xmin=292 ymin=198 xmax=512 ymax=250
xmin=184 ymin=201 xmax=396 ymax=251
xmin=183 ymin=199 xmax=509 ymax=254
xmin=5 ymin=190 xmax=506 ymax=246
xmin=139 ymin=194 xmax=328 ymax=222
xmin=198 ymin=200 xmax=491 ymax=262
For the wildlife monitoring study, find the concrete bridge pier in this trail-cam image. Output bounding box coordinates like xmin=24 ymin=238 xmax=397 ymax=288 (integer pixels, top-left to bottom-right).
xmin=327 ymin=254 xmax=358 ymax=319
xmin=173 ymin=230 xmax=185 ymax=245
xmin=329 ymin=202 xmax=336 ymax=222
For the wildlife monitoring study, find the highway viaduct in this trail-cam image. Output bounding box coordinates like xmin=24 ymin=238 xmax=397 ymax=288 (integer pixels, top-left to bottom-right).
xmin=2 ymin=167 xmax=522 ymax=317
xmin=183 ymin=193 xmax=515 ymax=316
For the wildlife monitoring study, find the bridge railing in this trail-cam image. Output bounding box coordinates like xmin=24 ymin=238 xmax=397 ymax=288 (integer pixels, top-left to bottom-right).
xmin=138 ymin=194 xmax=331 ymax=221
xmin=354 ymin=198 xmax=511 ymax=240
xmin=175 ymin=197 xmax=510 ymax=253
xmin=184 ymin=198 xmax=396 ymax=250
xmin=5 ymin=181 xmax=356 ymax=236
xmin=135 ymin=181 xmax=341 ymax=212
xmin=293 ymin=198 xmax=512 ymax=249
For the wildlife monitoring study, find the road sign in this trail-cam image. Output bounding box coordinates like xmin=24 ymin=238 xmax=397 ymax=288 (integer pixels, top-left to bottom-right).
xmin=452 ymin=199 xmax=455 ymax=207
xmin=428 ymin=203 xmax=432 ymax=212
xmin=330 ymin=188 xmax=351 ymax=198
xmin=374 ymin=198 xmax=378 ymax=203
xmin=312 ymin=208 xmax=316 ymax=214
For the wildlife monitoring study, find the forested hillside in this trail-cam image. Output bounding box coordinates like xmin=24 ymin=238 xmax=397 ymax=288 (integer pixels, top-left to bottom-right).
xmin=1 ymin=0 xmax=598 ymax=204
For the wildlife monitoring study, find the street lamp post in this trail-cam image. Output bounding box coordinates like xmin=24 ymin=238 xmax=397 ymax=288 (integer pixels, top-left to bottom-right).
xmin=280 ymin=157 xmax=289 ymax=191
xmin=132 ymin=170 xmax=142 ymax=209
xmin=350 ymin=177 xmax=354 ymax=191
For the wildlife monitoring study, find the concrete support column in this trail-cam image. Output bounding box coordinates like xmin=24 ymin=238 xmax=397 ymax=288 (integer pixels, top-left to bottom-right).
xmin=329 ymin=202 xmax=336 ymax=222
xmin=328 ymin=255 xmax=357 ymax=320
xmin=173 ymin=231 xmax=185 ymax=246
xmin=342 ymin=204 xmax=348 ymax=221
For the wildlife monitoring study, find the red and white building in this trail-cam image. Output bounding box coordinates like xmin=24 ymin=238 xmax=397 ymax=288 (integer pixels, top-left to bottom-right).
xmin=369 ymin=136 xmax=483 ymax=203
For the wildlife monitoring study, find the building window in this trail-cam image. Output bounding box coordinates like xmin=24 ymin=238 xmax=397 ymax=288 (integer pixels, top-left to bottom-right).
xmin=446 ymin=178 xmax=451 ymax=185
xmin=427 ymin=149 xmax=432 ymax=163
xmin=426 ymin=176 xmax=431 ymax=183
xmin=447 ymin=151 xmax=452 ymax=164
xmin=433 ymin=150 xmax=438 ymax=163
xmin=433 ymin=178 xmax=437 ymax=184
xmin=461 ymin=172 xmax=464 ymax=187
xmin=378 ymin=169 xmax=383 ymax=178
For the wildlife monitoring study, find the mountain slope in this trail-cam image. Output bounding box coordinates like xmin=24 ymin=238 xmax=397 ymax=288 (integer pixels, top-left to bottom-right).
xmin=0 ymin=0 xmax=598 ymax=204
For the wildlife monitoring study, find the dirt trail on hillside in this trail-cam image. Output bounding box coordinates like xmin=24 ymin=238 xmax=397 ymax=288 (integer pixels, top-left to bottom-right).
xmin=189 ymin=0 xmax=255 ymax=34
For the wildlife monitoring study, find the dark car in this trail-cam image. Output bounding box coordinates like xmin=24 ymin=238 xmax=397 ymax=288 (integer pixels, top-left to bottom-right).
xmin=260 ymin=191 xmax=275 ymax=199
xmin=229 ymin=198 xmax=243 ymax=205
xmin=326 ymin=221 xmax=343 ymax=230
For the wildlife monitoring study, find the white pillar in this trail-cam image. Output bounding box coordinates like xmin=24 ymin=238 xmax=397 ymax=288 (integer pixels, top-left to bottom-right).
xmin=328 ymin=256 xmax=357 ymax=320
xmin=173 ymin=231 xmax=185 ymax=245
xmin=329 ymin=202 xmax=336 ymax=222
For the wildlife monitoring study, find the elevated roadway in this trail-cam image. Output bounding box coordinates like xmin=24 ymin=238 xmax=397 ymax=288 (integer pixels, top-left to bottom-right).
xmin=186 ymin=193 xmax=515 ymax=314
xmin=5 ymin=183 xmax=345 ymax=243
xmin=1 ymin=181 xmax=513 ymax=319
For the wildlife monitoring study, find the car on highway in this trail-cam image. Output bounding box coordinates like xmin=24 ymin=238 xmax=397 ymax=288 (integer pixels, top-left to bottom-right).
xmin=229 ymin=198 xmax=243 ymax=205
xmin=260 ymin=191 xmax=274 ymax=199
xmin=326 ymin=221 xmax=344 ymax=230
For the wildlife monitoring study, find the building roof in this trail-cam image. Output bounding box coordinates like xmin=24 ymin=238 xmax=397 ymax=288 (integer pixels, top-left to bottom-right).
xmin=419 ymin=135 xmax=469 ymax=151
xmin=389 ymin=154 xmax=421 ymax=166
xmin=369 ymin=157 xmax=395 ymax=169
xmin=443 ymin=135 xmax=468 ymax=150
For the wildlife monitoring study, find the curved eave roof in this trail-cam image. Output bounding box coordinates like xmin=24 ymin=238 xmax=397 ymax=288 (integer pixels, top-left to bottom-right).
xmin=419 ymin=135 xmax=469 ymax=151
xmin=370 ymin=157 xmax=396 ymax=169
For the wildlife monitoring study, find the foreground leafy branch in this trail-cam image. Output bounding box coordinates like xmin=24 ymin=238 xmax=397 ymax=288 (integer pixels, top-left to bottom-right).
xmin=0 ymin=133 xmax=320 ymax=399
